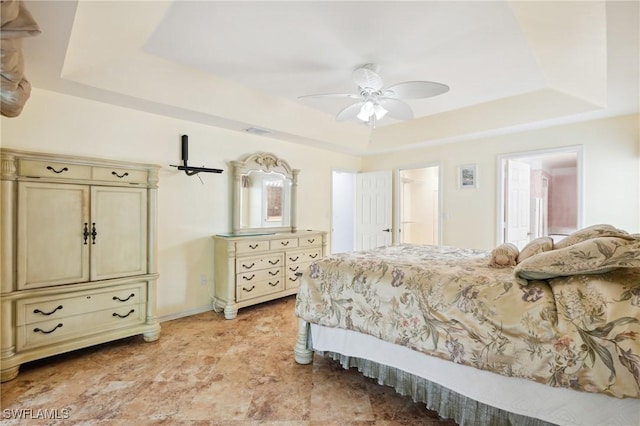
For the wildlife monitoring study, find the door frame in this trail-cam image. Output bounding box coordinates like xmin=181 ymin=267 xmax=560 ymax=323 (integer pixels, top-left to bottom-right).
xmin=496 ymin=145 xmax=584 ymax=245
xmin=394 ymin=161 xmax=442 ymax=245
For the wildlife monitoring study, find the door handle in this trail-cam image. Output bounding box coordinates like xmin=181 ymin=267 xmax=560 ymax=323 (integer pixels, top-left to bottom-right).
xmin=382 ymin=228 xmax=391 ymax=232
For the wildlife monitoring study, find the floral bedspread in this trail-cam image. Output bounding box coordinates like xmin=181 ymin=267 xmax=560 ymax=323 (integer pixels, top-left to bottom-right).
xmin=294 ymin=244 xmax=640 ymax=399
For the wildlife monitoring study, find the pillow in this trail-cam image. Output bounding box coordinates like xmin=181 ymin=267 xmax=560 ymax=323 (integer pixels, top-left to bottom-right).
xmin=489 ymin=243 xmax=519 ymax=268
xmin=517 ymin=237 xmax=554 ymax=264
xmin=515 ymin=236 xmax=640 ymax=281
xmin=553 ymin=224 xmax=632 ymax=249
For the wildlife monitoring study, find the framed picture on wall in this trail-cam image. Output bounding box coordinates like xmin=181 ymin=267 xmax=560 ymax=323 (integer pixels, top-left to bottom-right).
xmin=458 ymin=164 xmax=478 ymax=189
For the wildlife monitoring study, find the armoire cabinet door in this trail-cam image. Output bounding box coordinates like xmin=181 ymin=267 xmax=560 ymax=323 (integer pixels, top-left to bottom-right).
xmin=17 ymin=182 xmax=90 ymax=289
xmin=90 ymin=186 xmax=147 ymax=281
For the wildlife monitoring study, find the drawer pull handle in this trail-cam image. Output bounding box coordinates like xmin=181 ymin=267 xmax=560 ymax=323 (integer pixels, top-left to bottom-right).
xmin=310 ymin=254 xmax=318 ymax=259
xmin=46 ymin=166 xmax=68 ymax=174
xmin=268 ymin=280 xmax=280 ymax=287
xmin=34 ymin=323 xmax=63 ymax=334
xmin=289 ymin=266 xmax=299 ymax=272
xmin=268 ymin=259 xmax=280 ymax=265
xmin=289 ymin=276 xmax=300 ymax=282
xmin=281 ymin=241 xmax=290 ymax=246
xmin=249 ymin=244 xmax=258 ymax=250
xmin=242 ymin=262 xmax=255 ymax=269
xmin=113 ymin=309 xmax=135 ymax=319
xmin=34 ymin=305 xmax=63 ymax=316
xmin=290 ymin=256 xmax=299 ymax=261
xmin=112 ymin=171 xmax=129 ymax=178
xmin=242 ymin=274 xmax=255 ymax=281
xmin=83 ymin=223 xmax=90 ymax=245
xmin=242 ymin=285 xmax=255 ymax=292
xmin=268 ymin=270 xmax=280 ymax=276
xmin=308 ymin=239 xmax=315 ymax=243
xmin=91 ymin=222 xmax=98 ymax=244
xmin=113 ymin=293 xmax=135 ymax=302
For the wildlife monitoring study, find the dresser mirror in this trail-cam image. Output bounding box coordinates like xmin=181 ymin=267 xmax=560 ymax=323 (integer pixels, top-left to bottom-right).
xmin=231 ymin=152 xmax=298 ymax=234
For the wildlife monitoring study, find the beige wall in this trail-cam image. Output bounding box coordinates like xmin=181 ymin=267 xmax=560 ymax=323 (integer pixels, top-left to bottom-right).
xmin=2 ymin=89 xmax=638 ymax=317
xmin=0 ymin=88 xmax=360 ymax=318
xmin=364 ymin=114 xmax=640 ymax=250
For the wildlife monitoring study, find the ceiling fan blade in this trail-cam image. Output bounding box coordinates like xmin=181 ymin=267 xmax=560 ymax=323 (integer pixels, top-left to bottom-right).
xmin=352 ymin=67 xmax=384 ymax=91
xmin=384 ymin=81 xmax=449 ymax=99
xmin=336 ymin=102 xmax=365 ymax=121
xmin=298 ymin=93 xmax=362 ymax=100
xmin=378 ymin=98 xmax=413 ymax=120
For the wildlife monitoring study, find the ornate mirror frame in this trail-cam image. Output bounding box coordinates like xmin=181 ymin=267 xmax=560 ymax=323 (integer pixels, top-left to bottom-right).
xmin=231 ymin=152 xmax=299 ymax=234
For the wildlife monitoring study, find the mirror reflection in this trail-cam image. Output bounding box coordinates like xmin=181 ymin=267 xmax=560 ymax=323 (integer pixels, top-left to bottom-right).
xmin=231 ymin=152 xmax=298 ymax=234
xmin=240 ymin=170 xmax=292 ymax=229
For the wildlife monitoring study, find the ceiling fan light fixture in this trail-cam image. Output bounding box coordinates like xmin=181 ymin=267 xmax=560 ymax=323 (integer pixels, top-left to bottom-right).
xmin=357 ymin=100 xmax=375 ymax=121
xmin=373 ymin=104 xmax=387 ymax=120
xmin=300 ymin=63 xmax=449 ymax=126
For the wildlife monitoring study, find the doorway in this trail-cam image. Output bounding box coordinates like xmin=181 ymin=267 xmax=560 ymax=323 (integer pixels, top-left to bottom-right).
xmin=497 ymin=146 xmax=583 ymax=248
xmin=331 ymin=169 xmax=393 ymax=253
xmin=331 ymin=170 xmax=356 ymax=254
xmin=396 ymin=164 xmax=441 ymax=245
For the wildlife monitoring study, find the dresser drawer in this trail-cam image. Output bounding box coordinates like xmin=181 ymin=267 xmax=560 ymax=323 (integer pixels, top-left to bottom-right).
xmin=286 ymin=261 xmax=312 ymax=277
xmin=236 ymin=240 xmax=270 ymax=254
xmin=237 ymin=266 xmax=283 ymax=284
xmin=17 ymin=284 xmax=144 ymax=326
xmin=286 ymin=248 xmax=322 ymax=265
xmin=92 ymin=167 xmax=148 ymax=184
xmin=16 ymin=305 xmax=145 ymax=351
xmin=270 ymin=238 xmax=298 ymax=250
xmin=18 ymin=160 xmax=91 ymax=180
xmin=285 ymin=269 xmax=304 ymax=290
xmin=236 ymin=253 xmax=283 ymax=273
xmin=298 ymin=235 xmax=322 ymax=247
xmin=236 ymin=277 xmax=284 ymax=301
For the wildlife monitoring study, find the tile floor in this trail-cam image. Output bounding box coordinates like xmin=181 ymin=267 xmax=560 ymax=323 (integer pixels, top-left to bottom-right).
xmin=1 ymin=296 xmax=458 ymax=425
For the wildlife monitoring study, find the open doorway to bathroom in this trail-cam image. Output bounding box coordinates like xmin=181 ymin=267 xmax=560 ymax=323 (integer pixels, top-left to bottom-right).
xmin=396 ymin=164 xmax=441 ymax=245
xmin=497 ymin=146 xmax=583 ymax=249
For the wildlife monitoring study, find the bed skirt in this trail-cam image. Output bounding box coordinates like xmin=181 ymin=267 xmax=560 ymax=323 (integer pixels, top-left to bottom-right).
xmin=295 ymin=321 xmax=640 ymax=426
xmin=320 ymin=350 xmax=551 ymax=426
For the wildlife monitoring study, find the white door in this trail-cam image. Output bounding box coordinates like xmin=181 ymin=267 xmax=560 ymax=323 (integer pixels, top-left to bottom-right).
xmin=505 ymin=159 xmax=531 ymax=249
xmin=355 ymin=171 xmax=392 ymax=250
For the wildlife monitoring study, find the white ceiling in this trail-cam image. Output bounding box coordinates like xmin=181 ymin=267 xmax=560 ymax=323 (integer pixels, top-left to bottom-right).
xmin=20 ymin=1 xmax=640 ymax=155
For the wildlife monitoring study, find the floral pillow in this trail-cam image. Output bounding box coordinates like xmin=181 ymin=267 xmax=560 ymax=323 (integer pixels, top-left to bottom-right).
xmin=489 ymin=243 xmax=519 ymax=268
xmin=554 ymin=224 xmax=632 ymax=249
xmin=517 ymin=236 xmax=554 ymax=264
xmin=514 ymin=236 xmax=640 ymax=281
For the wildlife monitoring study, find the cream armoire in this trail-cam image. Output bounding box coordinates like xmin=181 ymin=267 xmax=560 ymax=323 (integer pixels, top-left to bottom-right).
xmin=0 ymin=149 xmax=161 ymax=381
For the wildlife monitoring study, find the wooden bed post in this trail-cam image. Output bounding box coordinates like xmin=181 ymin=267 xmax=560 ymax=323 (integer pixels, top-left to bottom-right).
xmin=294 ymin=319 xmax=313 ymax=364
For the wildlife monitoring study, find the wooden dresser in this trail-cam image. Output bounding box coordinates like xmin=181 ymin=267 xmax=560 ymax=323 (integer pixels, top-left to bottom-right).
xmin=0 ymin=149 xmax=161 ymax=382
xmin=213 ymin=231 xmax=326 ymax=319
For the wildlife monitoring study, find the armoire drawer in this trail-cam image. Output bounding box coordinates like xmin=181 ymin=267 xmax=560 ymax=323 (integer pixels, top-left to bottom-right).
xmin=16 ymin=305 xmax=145 ymax=351
xmin=18 ymin=159 xmax=91 ymax=180
xmin=92 ymin=167 xmax=148 ymax=184
xmin=236 ymin=277 xmax=284 ymax=301
xmin=16 ymin=284 xmax=145 ymax=326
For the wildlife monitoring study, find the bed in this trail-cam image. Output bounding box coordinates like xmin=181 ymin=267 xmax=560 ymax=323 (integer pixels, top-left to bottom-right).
xmin=293 ymin=225 xmax=640 ymax=425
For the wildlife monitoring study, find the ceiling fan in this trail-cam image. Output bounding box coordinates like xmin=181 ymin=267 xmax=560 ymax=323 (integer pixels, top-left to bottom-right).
xmin=299 ymin=63 xmax=449 ymax=127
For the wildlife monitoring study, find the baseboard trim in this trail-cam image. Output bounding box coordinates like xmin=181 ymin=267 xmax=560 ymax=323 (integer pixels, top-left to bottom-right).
xmin=158 ymin=304 xmax=215 ymax=323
